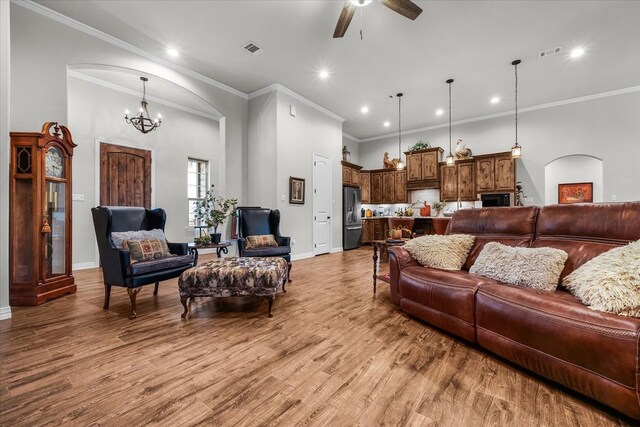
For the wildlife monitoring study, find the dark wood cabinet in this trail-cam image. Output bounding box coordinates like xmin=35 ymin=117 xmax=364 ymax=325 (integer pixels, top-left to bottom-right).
xmin=362 ymin=220 xmax=375 ymax=243
xmin=440 ymin=160 xmax=476 ymax=202
xmin=370 ymin=172 xmax=383 ymax=204
xmin=395 ymin=170 xmax=407 ymax=203
xmin=495 ymin=154 xmax=515 ymax=191
xmin=457 ymin=160 xmax=476 ymax=201
xmin=382 ymin=171 xmax=395 ymax=204
xmin=360 ymin=172 xmax=371 ymax=203
xmin=405 ymin=147 xmax=443 ymax=190
xmin=440 ymin=164 xmax=458 ymax=201
xmin=474 ymin=152 xmax=516 ymax=193
xmin=341 ymin=161 xmax=362 ymax=187
xmin=10 ymin=122 xmax=77 ymax=306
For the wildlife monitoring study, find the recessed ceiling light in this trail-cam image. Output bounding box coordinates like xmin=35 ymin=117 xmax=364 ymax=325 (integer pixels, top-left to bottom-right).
xmin=570 ymin=47 xmax=585 ymax=59
xmin=360 ymin=106 xmax=369 ymax=114
xmin=319 ymin=69 xmax=329 ymax=79
xmin=383 ymin=121 xmax=391 ymax=127
xmin=166 ymin=48 xmax=179 ymax=58
xmin=490 ymin=96 xmax=500 ymax=104
xmin=435 ymin=109 xmax=444 ymax=116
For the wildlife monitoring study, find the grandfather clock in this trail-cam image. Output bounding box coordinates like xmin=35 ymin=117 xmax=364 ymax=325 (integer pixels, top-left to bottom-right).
xmin=10 ymin=122 xmax=77 ymax=305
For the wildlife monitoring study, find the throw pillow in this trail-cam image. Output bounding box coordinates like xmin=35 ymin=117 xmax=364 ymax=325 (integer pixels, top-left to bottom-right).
xmin=403 ymin=234 xmax=475 ymax=270
xmin=245 ymin=234 xmax=279 ymax=249
xmin=469 ymin=242 xmax=568 ymax=291
xmin=563 ymin=240 xmax=640 ymax=317
xmin=125 ymin=239 xmax=168 ymax=262
xmin=111 ymin=229 xmax=166 ymax=249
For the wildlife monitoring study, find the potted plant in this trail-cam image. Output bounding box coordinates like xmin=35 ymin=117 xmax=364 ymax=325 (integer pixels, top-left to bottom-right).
xmin=432 ymin=201 xmax=446 ymax=217
xmin=194 ymin=185 xmax=238 ymax=244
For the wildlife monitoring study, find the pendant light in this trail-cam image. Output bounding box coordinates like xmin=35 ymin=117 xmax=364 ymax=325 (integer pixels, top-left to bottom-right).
xmin=396 ymin=92 xmax=405 ymax=170
xmin=125 ymin=77 xmax=162 ymax=134
xmin=445 ymin=79 xmax=455 ymax=166
xmin=511 ymin=59 xmax=522 ymax=158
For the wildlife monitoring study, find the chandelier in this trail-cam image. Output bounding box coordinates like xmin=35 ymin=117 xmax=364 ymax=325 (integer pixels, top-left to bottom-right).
xmin=125 ymin=77 xmax=162 ymax=134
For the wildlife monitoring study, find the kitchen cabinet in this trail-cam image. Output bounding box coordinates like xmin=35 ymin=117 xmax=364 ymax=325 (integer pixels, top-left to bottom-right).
xmin=360 ymin=172 xmax=371 ymax=203
xmin=370 ymin=172 xmax=383 ymax=204
xmin=395 ymin=170 xmax=407 ymax=203
xmin=405 ymin=147 xmax=443 ymax=190
xmin=382 ymin=171 xmax=395 ymax=204
xmin=474 ymin=152 xmax=516 ymax=193
xmin=361 ymin=218 xmax=389 ymax=243
xmin=341 ymin=161 xmax=362 ymax=187
xmin=362 ymin=219 xmax=375 ymax=243
xmin=440 ymin=159 xmax=476 ymax=202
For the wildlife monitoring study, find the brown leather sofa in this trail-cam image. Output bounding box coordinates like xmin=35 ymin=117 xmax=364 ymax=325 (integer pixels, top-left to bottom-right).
xmin=388 ymin=202 xmax=640 ymax=419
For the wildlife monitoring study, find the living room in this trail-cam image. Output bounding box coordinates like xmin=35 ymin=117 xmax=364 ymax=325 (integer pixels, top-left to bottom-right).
xmin=1 ymin=1 xmax=639 ymax=425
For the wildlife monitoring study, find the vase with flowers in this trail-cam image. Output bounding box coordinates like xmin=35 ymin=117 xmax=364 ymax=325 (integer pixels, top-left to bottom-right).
xmin=432 ymin=201 xmax=446 ymax=217
xmin=194 ymin=185 xmax=238 ymax=244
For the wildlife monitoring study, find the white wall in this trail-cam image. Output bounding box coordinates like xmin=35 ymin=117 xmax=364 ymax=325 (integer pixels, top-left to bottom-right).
xmin=247 ymin=89 xmax=343 ymax=257
xmin=544 ymin=155 xmax=603 ymax=205
xmin=358 ymin=91 xmax=640 ymax=204
xmin=0 ymin=1 xmax=11 ymax=319
xmin=68 ymin=76 xmax=220 ymax=267
xmin=276 ymin=91 xmax=343 ymax=257
xmin=342 ymin=136 xmax=360 ymax=165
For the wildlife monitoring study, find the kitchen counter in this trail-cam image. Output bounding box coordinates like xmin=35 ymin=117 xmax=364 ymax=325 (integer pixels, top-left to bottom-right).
xmin=361 ymin=216 xmax=440 ymax=220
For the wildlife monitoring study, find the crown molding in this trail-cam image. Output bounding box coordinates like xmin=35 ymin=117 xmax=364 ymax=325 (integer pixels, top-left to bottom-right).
xmin=12 ymin=0 xmax=249 ymax=100
xmin=68 ymin=70 xmax=222 ymax=121
xmin=342 ymin=132 xmax=360 ymax=142
xmin=249 ymin=84 xmax=346 ymax=123
xmin=357 ymin=85 xmax=640 ymax=142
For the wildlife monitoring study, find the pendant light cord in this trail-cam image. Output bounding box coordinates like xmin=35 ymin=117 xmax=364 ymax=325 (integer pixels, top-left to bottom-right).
xmin=398 ymin=94 xmax=402 ymax=158
xmin=514 ymin=62 xmax=518 ymax=146
xmin=447 ymin=79 xmax=453 ymax=155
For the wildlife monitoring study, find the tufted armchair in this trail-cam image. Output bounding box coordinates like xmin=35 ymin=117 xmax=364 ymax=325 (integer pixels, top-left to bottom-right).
xmin=92 ymin=206 xmax=195 ymax=318
xmin=237 ymin=208 xmax=292 ymax=281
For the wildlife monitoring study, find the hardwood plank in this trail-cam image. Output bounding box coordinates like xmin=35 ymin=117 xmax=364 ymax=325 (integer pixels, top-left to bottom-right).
xmin=0 ymin=250 xmax=634 ymax=426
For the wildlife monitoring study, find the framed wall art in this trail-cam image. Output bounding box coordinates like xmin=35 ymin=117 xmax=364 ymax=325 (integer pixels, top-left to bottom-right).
xmin=558 ymin=182 xmax=593 ymax=204
xmin=289 ymin=177 xmax=305 ymax=204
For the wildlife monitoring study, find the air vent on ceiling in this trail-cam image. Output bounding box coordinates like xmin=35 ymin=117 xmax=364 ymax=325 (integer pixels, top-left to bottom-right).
xmin=538 ymin=47 xmax=562 ymax=58
xmin=242 ymin=41 xmax=263 ymax=56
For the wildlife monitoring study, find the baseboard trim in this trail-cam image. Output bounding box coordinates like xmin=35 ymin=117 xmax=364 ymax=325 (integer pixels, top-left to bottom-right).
xmin=330 ymin=247 xmax=343 ymax=253
xmin=73 ymin=262 xmax=98 ymax=270
xmin=292 ymin=252 xmax=314 ymax=261
xmin=0 ymin=306 xmax=11 ymax=321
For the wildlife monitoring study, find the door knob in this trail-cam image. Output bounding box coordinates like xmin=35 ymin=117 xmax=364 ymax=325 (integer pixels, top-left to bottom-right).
xmin=328 ymin=216 xmax=331 ymax=219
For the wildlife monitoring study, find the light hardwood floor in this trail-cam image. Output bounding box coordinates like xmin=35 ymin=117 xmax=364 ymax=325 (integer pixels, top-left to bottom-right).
xmin=0 ymin=248 xmax=634 ymax=426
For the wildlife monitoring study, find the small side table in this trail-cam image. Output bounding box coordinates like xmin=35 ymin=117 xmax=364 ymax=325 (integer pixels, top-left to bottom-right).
xmin=371 ymin=239 xmax=407 ymax=294
xmin=188 ymin=241 xmax=232 ymax=265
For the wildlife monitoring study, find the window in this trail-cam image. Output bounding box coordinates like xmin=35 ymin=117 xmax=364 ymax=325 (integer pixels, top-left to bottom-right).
xmin=187 ymin=158 xmax=208 ymax=227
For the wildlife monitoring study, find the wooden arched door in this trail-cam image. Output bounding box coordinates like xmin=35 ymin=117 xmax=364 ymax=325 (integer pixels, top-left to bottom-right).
xmin=99 ymin=142 xmax=151 ymax=208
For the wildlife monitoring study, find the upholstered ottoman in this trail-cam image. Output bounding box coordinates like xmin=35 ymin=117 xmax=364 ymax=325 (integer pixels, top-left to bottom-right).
xmin=178 ymin=257 xmax=288 ymax=318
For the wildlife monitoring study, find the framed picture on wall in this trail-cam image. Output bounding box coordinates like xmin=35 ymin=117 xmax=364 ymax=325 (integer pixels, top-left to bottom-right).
xmin=558 ymin=182 xmax=593 ymax=204
xmin=289 ymin=177 xmax=305 ymax=204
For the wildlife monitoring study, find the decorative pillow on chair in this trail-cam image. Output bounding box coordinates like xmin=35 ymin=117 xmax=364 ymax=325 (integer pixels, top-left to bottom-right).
xmin=470 ymin=242 xmax=568 ymax=291
xmin=403 ymin=234 xmax=475 ymax=270
xmin=245 ymin=234 xmax=279 ymax=249
xmin=563 ymin=240 xmax=640 ymax=317
xmin=111 ymin=229 xmax=166 ymax=248
xmin=125 ymin=239 xmax=170 ymax=262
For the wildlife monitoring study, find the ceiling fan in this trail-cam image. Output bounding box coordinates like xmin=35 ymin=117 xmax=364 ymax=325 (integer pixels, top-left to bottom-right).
xmin=333 ymin=0 xmax=423 ymax=38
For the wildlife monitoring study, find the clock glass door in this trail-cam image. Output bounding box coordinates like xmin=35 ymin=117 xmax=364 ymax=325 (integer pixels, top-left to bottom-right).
xmin=44 ymin=180 xmax=66 ymax=278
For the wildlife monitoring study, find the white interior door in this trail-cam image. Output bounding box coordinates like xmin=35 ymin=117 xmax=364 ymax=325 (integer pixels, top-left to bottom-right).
xmin=313 ymin=153 xmax=332 ymax=255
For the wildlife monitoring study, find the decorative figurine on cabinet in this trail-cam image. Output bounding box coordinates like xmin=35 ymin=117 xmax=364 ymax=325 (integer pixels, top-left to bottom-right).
xmin=9 ymin=122 xmax=77 ymax=305
xmin=455 ymin=139 xmax=473 ymax=159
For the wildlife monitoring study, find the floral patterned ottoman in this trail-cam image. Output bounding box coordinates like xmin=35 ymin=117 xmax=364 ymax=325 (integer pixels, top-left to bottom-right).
xmin=178 ymin=257 xmax=288 ymax=318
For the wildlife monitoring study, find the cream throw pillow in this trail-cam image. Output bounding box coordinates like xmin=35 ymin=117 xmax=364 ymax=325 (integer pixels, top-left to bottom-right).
xmin=563 ymin=240 xmax=640 ymax=318
xmin=403 ymin=234 xmax=475 ymax=270
xmin=470 ymin=242 xmax=568 ymax=291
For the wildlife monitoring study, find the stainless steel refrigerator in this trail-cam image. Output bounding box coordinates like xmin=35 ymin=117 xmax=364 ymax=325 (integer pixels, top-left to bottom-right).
xmin=343 ymin=186 xmax=362 ymax=250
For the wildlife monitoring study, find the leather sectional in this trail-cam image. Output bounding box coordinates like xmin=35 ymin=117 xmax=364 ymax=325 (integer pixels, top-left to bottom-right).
xmin=388 ymin=202 xmax=640 ymax=419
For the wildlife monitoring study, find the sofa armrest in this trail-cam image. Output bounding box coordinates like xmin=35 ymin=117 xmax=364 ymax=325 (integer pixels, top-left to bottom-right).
xmin=168 ymin=242 xmax=188 ymax=256
xmin=237 ymin=238 xmax=246 ymax=256
xmin=388 ymin=246 xmax=419 ymax=306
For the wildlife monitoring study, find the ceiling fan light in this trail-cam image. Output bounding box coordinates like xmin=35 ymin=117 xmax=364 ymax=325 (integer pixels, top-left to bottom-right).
xmin=349 ymin=0 xmax=372 ymax=6
xmin=446 ymin=153 xmax=455 ymax=166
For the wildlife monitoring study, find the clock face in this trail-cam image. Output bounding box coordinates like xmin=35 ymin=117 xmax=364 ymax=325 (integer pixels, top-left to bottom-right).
xmin=45 ymin=147 xmax=64 ymax=178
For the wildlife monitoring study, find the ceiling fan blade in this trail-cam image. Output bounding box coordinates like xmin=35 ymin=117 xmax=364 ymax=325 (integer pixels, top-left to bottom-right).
xmin=380 ymin=0 xmax=423 ymax=20
xmin=333 ymin=2 xmax=356 ymax=38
